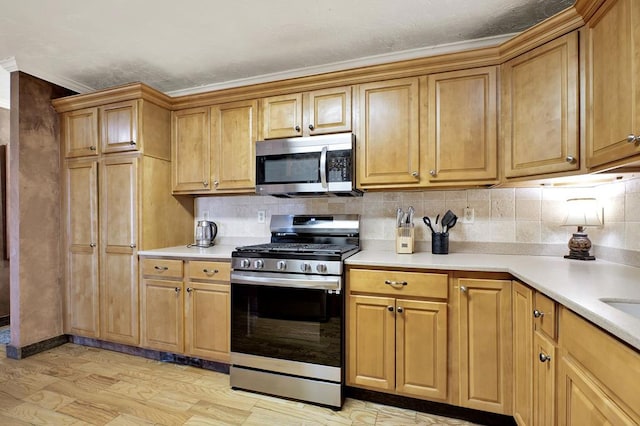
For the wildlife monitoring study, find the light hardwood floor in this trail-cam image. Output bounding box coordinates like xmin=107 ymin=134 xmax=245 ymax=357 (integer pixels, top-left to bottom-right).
xmin=0 ymin=342 xmax=478 ymax=425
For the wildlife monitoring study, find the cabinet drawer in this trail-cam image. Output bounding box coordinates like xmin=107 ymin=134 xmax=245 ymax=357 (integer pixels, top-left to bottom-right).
xmin=141 ymin=258 xmax=183 ymax=279
xmin=534 ymin=292 xmax=557 ymax=340
xmin=188 ymin=261 xmax=230 ymax=281
xmin=349 ymin=269 xmax=448 ymax=299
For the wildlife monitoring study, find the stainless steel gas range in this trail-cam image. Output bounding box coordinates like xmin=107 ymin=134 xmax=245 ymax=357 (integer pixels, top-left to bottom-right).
xmin=229 ymin=214 xmax=360 ymax=408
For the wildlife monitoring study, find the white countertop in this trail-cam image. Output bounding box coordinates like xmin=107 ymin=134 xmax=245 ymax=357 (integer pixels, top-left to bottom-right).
xmin=137 ymin=245 xmax=640 ymax=350
xmin=346 ymin=251 xmax=640 ymax=350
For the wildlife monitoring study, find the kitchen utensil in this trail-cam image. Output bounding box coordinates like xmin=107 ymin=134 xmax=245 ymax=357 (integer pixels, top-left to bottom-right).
xmin=441 ymin=210 xmax=455 ymax=230
xmin=407 ymin=206 xmax=414 ymax=224
xmin=435 ymin=214 xmax=440 ymax=231
xmin=195 ymin=220 xmax=218 ymax=247
xmin=422 ymin=216 xmax=436 ymax=233
xmin=396 ymin=208 xmax=403 ymax=227
xmin=444 ymin=216 xmax=457 ymax=233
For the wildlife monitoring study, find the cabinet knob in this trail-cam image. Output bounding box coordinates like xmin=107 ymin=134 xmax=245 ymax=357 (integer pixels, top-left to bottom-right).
xmin=154 ymin=266 xmax=169 ymax=271
xmin=460 ymin=285 xmax=467 ymax=292
xmin=565 ymin=155 xmax=575 ymax=163
xmin=533 ymin=309 xmax=544 ymax=318
xmin=130 ymin=243 xmax=136 ymax=248
xmin=89 ymin=243 xmax=96 ymax=248
xmin=203 ymin=269 xmax=219 ymax=275
xmin=387 ymin=305 xmax=394 ymax=312
xmin=308 ymin=124 xmax=315 ymax=130
xmin=627 ymin=134 xmax=637 ymax=143
xmin=203 ymin=180 xmax=209 ymax=187
xmin=411 ymin=171 xmax=419 ymax=178
xmin=295 ymin=125 xmax=301 ymax=132
xmin=129 ymin=140 xmax=136 ymax=145
xmin=186 ymin=287 xmax=193 ymax=293
xmin=396 ymin=306 xmax=404 ymax=314
xmin=429 ymin=170 xmax=437 ymax=177
xmin=89 ymin=146 xmax=97 ymax=151
xmin=214 ymin=181 xmax=219 ymax=187
xmin=174 ymin=287 xmax=181 ymax=293
xmin=539 ymin=352 xmax=552 ymax=363
xmin=384 ymin=280 xmax=408 ymax=288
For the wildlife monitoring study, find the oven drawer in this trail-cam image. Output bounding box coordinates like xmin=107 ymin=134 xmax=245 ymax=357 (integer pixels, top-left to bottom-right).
xmin=348 ymin=269 xmax=448 ymax=299
xmin=189 ymin=261 xmax=230 ymax=281
xmin=141 ymin=258 xmax=183 ymax=279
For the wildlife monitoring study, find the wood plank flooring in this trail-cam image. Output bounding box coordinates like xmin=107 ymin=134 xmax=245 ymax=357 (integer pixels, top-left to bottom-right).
xmin=0 ymin=342 xmax=478 ymax=425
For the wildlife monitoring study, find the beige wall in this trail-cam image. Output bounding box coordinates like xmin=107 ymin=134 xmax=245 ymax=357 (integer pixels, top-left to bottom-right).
xmin=0 ymin=107 xmax=8 ymax=318
xmin=196 ymin=177 xmax=640 ymax=262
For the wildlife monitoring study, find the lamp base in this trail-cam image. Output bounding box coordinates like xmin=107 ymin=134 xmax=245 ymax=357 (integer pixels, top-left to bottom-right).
xmin=564 ymin=230 xmax=596 ymax=261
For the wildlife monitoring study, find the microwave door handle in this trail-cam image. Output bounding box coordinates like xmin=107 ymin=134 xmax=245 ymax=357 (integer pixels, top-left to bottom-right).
xmin=320 ymin=146 xmax=328 ymax=189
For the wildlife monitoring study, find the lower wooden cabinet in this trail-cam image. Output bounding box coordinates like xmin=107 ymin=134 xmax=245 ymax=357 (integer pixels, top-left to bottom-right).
xmin=347 ymin=268 xmax=449 ymax=401
xmin=140 ymin=258 xmax=230 ymax=362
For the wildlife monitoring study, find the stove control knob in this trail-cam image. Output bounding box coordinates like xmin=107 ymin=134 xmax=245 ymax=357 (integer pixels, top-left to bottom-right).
xmin=316 ymin=264 xmax=328 ymax=273
xmin=240 ymin=259 xmax=251 ymax=268
xmin=276 ymin=260 xmax=287 ymax=271
xmin=300 ymin=262 xmax=312 ymax=273
xmin=253 ymin=259 xmax=264 ymax=269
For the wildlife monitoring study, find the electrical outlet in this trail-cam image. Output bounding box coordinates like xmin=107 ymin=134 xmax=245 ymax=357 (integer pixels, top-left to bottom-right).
xmin=257 ymin=210 xmax=266 ymax=223
xmin=463 ymin=207 xmax=474 ymax=223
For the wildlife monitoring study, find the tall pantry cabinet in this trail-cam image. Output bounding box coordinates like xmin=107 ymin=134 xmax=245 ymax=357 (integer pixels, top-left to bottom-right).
xmin=54 ymin=84 xmax=194 ymax=345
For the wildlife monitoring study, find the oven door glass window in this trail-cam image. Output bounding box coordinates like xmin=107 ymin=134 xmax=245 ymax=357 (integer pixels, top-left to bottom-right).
xmin=231 ymin=284 xmax=342 ymax=367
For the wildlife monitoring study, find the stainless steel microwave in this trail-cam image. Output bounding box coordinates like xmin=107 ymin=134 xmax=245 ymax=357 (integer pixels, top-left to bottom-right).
xmin=255 ymin=133 xmax=361 ymax=197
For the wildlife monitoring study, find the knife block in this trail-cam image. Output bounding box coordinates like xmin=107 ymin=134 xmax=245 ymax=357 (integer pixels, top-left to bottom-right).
xmin=396 ymin=226 xmax=415 ymax=254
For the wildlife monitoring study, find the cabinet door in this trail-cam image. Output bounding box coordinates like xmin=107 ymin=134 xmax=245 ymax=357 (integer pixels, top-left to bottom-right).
xmin=457 ymin=278 xmax=512 ymax=415
xmin=100 ymin=100 xmax=139 ymax=154
xmin=502 ymin=32 xmax=580 ymax=178
xmin=100 ymin=155 xmax=139 ymax=345
xmin=396 ymin=299 xmax=448 ymax=401
xmin=357 ymin=78 xmax=421 ymax=187
xmin=512 ymin=282 xmax=534 ymax=426
xmin=64 ymin=160 xmax=99 ymax=337
xmin=185 ymin=282 xmax=230 ymax=361
xmin=140 ymin=279 xmax=184 ymax=353
xmin=172 ymin=107 xmax=211 ymax=192
xmin=347 ymin=295 xmax=396 ymax=391
xmin=261 ymin=93 xmax=303 ymax=139
xmin=427 ymin=67 xmax=497 ymax=183
xmin=306 ymin=86 xmax=352 ymax=135
xmin=533 ymin=332 xmax=555 ymax=426
xmin=586 ymin=0 xmax=640 ymax=168
xmin=211 ymin=100 xmax=258 ymax=191
xmin=557 ymin=355 xmax=634 ymax=425
xmin=62 ymin=107 xmax=99 ymax=158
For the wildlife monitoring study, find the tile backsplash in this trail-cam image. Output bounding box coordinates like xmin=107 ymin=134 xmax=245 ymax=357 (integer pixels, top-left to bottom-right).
xmin=196 ymin=176 xmax=640 ymax=258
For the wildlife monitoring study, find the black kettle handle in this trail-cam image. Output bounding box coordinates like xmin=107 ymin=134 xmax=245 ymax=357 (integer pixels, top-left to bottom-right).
xmin=211 ymin=222 xmax=218 ymax=240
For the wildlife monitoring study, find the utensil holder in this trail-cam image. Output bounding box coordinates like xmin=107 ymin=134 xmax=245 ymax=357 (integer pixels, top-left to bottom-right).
xmin=431 ymin=232 xmax=449 ymax=254
xmin=396 ymin=226 xmax=415 ymax=254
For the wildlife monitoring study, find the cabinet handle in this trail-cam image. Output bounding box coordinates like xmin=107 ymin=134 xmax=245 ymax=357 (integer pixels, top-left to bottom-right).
xmin=186 ymin=287 xmax=193 ymax=293
xmin=460 ymin=285 xmax=467 ymax=292
xmin=396 ymin=306 xmax=404 ymax=313
xmin=130 ymin=243 xmax=136 ymax=248
xmin=308 ymin=124 xmax=315 ymax=130
xmin=214 ymin=181 xmax=219 ymax=187
xmin=295 ymin=125 xmax=301 ymax=132
xmin=429 ymin=169 xmax=437 ymax=177
xmin=154 ymin=266 xmax=169 ymax=271
xmin=627 ymin=134 xmax=637 ymax=143
xmin=539 ymin=352 xmax=552 ymax=363
xmin=565 ymin=155 xmax=575 ymax=163
xmin=89 ymin=243 xmax=96 ymax=248
xmin=411 ymin=171 xmax=419 ymax=178
xmin=203 ymin=268 xmax=219 ymax=275
xmin=387 ymin=305 xmax=394 ymax=312
xmin=203 ymin=180 xmax=209 ymax=187
xmin=89 ymin=146 xmax=97 ymax=151
xmin=174 ymin=287 xmax=181 ymax=293
xmin=129 ymin=140 xmax=136 ymax=145
xmin=384 ymin=280 xmax=408 ymax=288
xmin=533 ymin=309 xmax=544 ymax=318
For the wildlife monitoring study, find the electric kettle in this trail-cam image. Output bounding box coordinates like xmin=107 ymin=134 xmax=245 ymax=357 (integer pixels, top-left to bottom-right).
xmin=194 ymin=220 xmax=218 ymax=247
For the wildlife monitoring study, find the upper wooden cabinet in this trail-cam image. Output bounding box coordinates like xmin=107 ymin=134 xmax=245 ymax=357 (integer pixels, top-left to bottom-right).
xmin=427 ymin=67 xmax=498 ymax=184
xmin=172 ymin=107 xmax=211 ymax=193
xmin=261 ymin=86 xmax=352 ymax=139
xmin=502 ymin=32 xmax=580 ymax=179
xmin=357 ymin=77 xmax=422 ymax=188
xmin=100 ymin=100 xmax=139 ymax=154
xmin=62 ymin=107 xmax=99 ymax=158
xmin=210 ymin=100 xmax=258 ymax=192
xmin=586 ymin=0 xmax=640 ymax=169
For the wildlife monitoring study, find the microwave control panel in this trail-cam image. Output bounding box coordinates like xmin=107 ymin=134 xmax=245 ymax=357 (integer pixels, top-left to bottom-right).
xmin=327 ymin=150 xmax=352 ymax=182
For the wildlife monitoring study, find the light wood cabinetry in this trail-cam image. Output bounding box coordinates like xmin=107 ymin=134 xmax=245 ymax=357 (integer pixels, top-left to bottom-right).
xmin=356 ymin=78 xmax=423 ymax=188
xmin=100 ymin=100 xmax=139 ymax=154
xmin=261 ymin=86 xmax=351 ymax=139
xmin=452 ymin=277 xmax=512 ymax=415
xmin=426 ymin=67 xmax=498 ymax=184
xmin=140 ymin=258 xmax=230 ymax=362
xmin=586 ymin=0 xmax=640 ymax=170
xmin=62 ymin=107 xmax=99 ymax=158
xmin=558 ymin=307 xmax=640 ymax=424
xmin=347 ymin=268 xmax=449 ymax=401
xmin=502 ymin=32 xmax=580 ymax=178
xmin=172 ymin=107 xmax=211 ymax=192
xmin=512 ymin=282 xmax=533 ymax=426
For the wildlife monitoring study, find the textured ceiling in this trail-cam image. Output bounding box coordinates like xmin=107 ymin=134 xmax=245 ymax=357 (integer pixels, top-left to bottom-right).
xmin=0 ymin=0 xmax=573 ymax=104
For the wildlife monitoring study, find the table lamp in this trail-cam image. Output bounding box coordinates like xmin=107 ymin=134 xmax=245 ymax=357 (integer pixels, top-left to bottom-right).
xmin=562 ymin=198 xmax=602 ymax=261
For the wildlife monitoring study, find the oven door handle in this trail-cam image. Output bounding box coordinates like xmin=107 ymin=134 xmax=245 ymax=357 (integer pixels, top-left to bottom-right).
xmin=231 ymin=271 xmax=341 ymax=291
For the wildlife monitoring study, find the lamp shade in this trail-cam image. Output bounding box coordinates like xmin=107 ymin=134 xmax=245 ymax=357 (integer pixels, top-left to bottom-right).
xmin=562 ymin=198 xmax=602 ymax=227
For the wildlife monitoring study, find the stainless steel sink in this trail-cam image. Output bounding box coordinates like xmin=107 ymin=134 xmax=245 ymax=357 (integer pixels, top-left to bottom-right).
xmin=601 ymin=299 xmax=640 ymax=320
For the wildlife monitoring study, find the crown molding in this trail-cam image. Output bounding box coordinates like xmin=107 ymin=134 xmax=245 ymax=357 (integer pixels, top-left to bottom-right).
xmin=166 ymin=33 xmax=516 ymax=97
xmin=0 ymin=57 xmax=18 ymax=72
xmin=21 ymin=65 xmax=95 ymax=94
